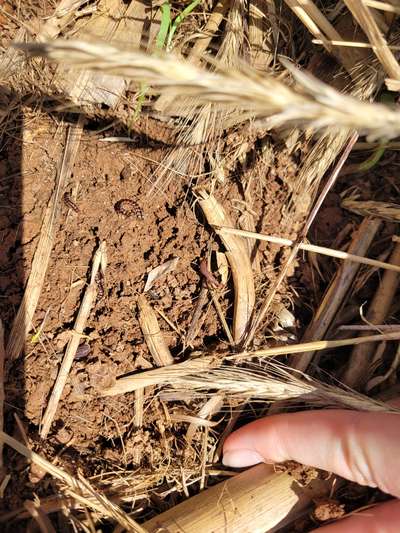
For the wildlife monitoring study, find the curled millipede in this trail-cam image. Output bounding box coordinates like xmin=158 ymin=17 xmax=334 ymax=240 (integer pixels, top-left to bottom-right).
xmin=114 ymin=198 xmax=143 ymax=219
xmin=95 ymin=271 xmax=105 ymax=301
xmin=63 ymin=192 xmax=79 ymax=213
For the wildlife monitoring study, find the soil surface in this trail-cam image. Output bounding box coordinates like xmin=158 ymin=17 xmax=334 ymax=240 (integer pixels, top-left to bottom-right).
xmin=0 ymin=111 xmax=302 ymax=526
xmin=1 ymin=2 xmax=397 ymax=531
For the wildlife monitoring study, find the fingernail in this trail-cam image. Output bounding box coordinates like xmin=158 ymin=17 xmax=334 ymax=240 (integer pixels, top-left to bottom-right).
xmin=222 ymin=449 xmax=264 ymax=467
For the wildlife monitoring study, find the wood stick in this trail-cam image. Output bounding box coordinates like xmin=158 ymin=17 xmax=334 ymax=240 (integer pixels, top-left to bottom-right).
xmin=216 ymin=224 xmax=400 ymax=273
xmin=290 ymin=218 xmax=381 ymax=372
xmin=342 ymin=240 xmax=400 ymax=388
xmin=143 ymin=463 xmax=330 ymax=532
xmin=40 ymin=242 xmax=106 ymax=438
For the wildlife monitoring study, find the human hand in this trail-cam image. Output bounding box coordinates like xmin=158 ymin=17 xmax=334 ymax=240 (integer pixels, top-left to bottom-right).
xmin=222 ymin=410 xmax=400 ymax=532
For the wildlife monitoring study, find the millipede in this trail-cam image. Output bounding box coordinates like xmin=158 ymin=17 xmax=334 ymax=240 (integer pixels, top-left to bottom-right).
xmin=95 ymin=271 xmax=105 ymax=301
xmin=63 ymin=192 xmax=79 ymax=213
xmin=114 ymin=198 xmax=144 ymax=219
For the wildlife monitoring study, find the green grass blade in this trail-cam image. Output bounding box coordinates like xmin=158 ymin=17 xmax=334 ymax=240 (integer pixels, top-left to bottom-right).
xmin=358 ymin=143 xmax=387 ymax=172
xmin=156 ymin=2 xmax=171 ymax=50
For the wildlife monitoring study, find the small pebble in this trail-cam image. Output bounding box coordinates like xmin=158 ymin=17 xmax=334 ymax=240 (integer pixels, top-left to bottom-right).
xmin=120 ymin=165 xmax=133 ymax=180
xmin=75 ymin=343 xmax=91 ymax=360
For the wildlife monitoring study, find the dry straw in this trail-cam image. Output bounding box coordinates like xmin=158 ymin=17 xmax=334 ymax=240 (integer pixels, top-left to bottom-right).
xmin=15 ymin=40 xmax=400 ymax=139
xmin=143 ymin=463 xmax=324 ymax=532
xmin=0 ymin=431 xmax=146 ymax=533
xmin=6 ymin=119 xmax=84 ymax=360
xmin=160 ymin=362 xmax=399 ymax=414
xmin=135 ymin=293 xmax=175 ymax=459
xmin=137 ymin=294 xmax=174 ymax=367
xmin=291 ymin=218 xmax=381 ymax=372
xmin=343 ymin=0 xmax=400 ymax=80
xmin=0 ymin=321 xmax=4 ymax=470
xmin=343 ymin=241 xmax=400 ymax=388
xmin=216 ymin=226 xmax=400 ymax=273
xmin=105 ymin=356 xmax=398 ymax=415
xmin=284 ymin=0 xmax=350 ymax=68
xmin=198 ymin=191 xmax=255 ymax=344
xmin=40 ymin=241 xmax=107 ymax=438
xmin=342 ymin=198 xmax=400 ymax=223
xmin=102 ymin=331 xmax=400 ymax=397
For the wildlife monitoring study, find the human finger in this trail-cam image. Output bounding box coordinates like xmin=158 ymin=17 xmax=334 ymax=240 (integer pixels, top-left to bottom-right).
xmin=222 ymin=410 xmax=400 ymax=497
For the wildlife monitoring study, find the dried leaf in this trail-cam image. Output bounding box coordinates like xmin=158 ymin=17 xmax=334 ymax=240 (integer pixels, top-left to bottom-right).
xmin=198 ymin=192 xmax=255 ymax=344
xmin=144 ymin=257 xmax=179 ymax=292
xmin=137 ymin=294 xmax=174 ymax=367
xmin=276 ymin=307 xmax=296 ymax=330
xmin=216 ymin=252 xmax=229 ymax=285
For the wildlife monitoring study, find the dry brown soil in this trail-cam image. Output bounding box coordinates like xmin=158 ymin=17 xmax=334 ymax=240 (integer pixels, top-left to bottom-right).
xmin=0 ymin=112 xmax=301 ymax=522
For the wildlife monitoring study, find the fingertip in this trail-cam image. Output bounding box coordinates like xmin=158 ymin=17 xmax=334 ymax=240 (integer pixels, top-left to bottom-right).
xmin=223 ymin=414 xmax=289 ymax=464
xmin=222 ymin=449 xmax=264 ymax=467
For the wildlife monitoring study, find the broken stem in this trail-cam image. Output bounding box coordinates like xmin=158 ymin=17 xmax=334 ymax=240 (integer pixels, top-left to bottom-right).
xmin=216 ymin=226 xmax=400 ymax=272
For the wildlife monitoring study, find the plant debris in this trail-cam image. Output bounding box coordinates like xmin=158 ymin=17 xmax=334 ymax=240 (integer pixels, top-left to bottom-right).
xmin=1 ymin=0 xmax=400 ymax=531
